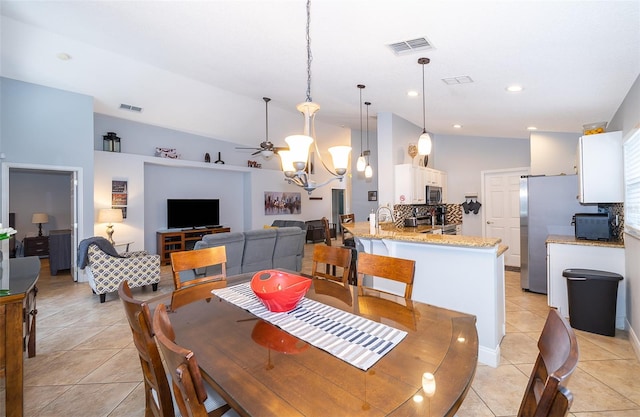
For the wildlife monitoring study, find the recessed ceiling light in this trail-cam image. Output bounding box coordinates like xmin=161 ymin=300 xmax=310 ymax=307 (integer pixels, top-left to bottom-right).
xmin=407 ymin=91 xmax=419 ymax=97
xmin=453 ymin=124 xmax=462 ymax=129
xmin=527 ymin=126 xmax=538 ymax=131
xmin=506 ymin=85 xmax=523 ymax=92
xmin=56 ymin=52 xmax=72 ymax=61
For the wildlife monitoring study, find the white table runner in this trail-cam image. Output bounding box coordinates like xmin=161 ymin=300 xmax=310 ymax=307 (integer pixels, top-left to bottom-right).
xmin=212 ymin=283 xmax=407 ymax=371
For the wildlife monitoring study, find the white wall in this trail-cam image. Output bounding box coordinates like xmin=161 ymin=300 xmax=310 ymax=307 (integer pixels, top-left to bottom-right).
xmin=350 ymin=127 xmax=379 ymax=221
xmin=530 ymin=131 xmax=580 ymax=176
xmin=431 ymin=134 xmax=530 ymax=237
xmin=0 ymin=77 xmax=94 ymax=248
xmin=377 ymin=112 xmax=430 ymax=208
xmin=609 ymin=73 xmax=640 ymax=356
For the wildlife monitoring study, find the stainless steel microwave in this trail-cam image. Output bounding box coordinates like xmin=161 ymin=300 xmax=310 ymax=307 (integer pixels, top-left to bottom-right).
xmin=426 ymin=186 xmax=442 ymax=205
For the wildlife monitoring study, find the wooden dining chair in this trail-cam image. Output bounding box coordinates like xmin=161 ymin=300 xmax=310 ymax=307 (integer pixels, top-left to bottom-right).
xmin=311 ymin=244 xmax=352 ymax=285
xmin=517 ymin=308 xmax=579 ymax=417
xmin=170 ymin=247 xmax=228 ymax=310
xmin=356 ymin=252 xmax=416 ymax=299
xmin=321 ymin=216 xmax=332 ymax=246
xmin=339 ymin=213 xmax=355 ymax=247
xmin=153 ymin=303 xmax=235 ymax=417
xmin=118 ymin=280 xmax=175 ymax=417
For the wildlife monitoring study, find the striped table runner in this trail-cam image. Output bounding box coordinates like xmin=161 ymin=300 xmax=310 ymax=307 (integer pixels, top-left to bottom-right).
xmin=212 ymin=283 xmax=407 ymax=371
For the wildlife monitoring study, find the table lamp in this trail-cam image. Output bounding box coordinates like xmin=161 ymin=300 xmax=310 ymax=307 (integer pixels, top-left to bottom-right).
xmin=98 ymin=208 xmax=123 ymax=245
xmin=31 ymin=213 xmax=49 ymax=237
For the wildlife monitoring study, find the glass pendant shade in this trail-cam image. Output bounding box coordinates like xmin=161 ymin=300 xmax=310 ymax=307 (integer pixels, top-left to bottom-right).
xmin=418 ymin=131 xmax=432 ymax=155
xmin=278 ymin=150 xmax=296 ymax=173
xmin=356 ymin=154 xmax=366 ymax=172
xmin=364 ymin=164 xmax=373 ymax=178
xmin=328 ymin=146 xmax=352 ymax=174
xmin=285 ymin=135 xmax=313 ymax=169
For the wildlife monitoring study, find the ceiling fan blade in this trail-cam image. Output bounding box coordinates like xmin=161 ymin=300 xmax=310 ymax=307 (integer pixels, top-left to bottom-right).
xmin=235 ymin=147 xmax=261 ymax=150
xmin=251 ymin=150 xmax=261 ymax=155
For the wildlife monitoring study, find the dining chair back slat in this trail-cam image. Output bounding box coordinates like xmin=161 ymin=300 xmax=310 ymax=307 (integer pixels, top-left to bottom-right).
xmin=517 ymin=308 xmax=579 ymax=417
xmin=311 ymin=244 xmax=352 ymax=285
xmin=356 ymin=252 xmax=415 ymax=299
xmin=118 ymin=280 xmax=175 ymax=417
xmin=170 ymin=247 xmax=228 ymax=310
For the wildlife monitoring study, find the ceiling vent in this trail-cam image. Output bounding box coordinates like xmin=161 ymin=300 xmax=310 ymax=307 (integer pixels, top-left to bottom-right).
xmin=387 ymin=37 xmax=434 ymax=55
xmin=119 ymin=103 xmax=143 ymax=112
xmin=442 ymin=76 xmax=474 ymax=85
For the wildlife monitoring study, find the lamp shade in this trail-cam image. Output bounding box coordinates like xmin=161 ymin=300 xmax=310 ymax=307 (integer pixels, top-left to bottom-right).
xmin=278 ymin=150 xmax=296 ymax=173
xmin=285 ymin=135 xmax=313 ymax=166
xmin=98 ymin=208 xmax=123 ymax=224
xmin=328 ymin=146 xmax=352 ymax=172
xmin=31 ymin=213 xmax=49 ymax=224
xmin=365 ymin=164 xmax=373 ymax=179
xmin=418 ymin=131 xmax=433 ymax=155
xmin=356 ymin=155 xmax=366 ymax=172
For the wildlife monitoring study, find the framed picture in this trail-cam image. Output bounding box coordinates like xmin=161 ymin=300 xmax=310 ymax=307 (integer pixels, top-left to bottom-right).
xmin=368 ymin=191 xmax=377 ymax=201
xmin=264 ymin=191 xmax=302 ymax=215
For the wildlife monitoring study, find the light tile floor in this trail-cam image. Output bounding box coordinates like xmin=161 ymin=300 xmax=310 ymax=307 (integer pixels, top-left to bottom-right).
xmin=2 ymin=244 xmax=639 ymax=416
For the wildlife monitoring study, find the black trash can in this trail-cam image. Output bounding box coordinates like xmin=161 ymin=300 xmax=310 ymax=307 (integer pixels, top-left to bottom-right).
xmin=563 ymin=268 xmax=623 ymax=336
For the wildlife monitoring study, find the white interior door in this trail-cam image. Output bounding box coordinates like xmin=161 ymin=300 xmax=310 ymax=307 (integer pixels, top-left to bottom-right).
xmin=482 ymin=168 xmax=529 ymax=267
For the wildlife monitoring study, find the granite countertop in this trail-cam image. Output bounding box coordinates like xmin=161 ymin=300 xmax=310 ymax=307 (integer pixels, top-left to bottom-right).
xmin=546 ymin=234 xmax=625 ymax=249
xmin=343 ymin=222 xmax=504 ymax=250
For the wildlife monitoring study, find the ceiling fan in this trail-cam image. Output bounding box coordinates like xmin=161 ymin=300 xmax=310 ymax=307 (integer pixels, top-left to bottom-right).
xmin=235 ymin=97 xmax=286 ymax=159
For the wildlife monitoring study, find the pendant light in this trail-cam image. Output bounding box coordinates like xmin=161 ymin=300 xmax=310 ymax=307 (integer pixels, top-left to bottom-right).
xmin=364 ymin=101 xmax=373 ymax=179
xmin=417 ymin=57 xmax=432 ymax=155
xmin=356 ymin=84 xmax=366 ymax=172
xmin=279 ymin=0 xmax=352 ymax=194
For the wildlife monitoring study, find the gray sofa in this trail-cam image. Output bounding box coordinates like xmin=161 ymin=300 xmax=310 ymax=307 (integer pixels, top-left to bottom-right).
xmin=194 ymin=227 xmax=305 ymax=276
xmin=271 ymin=219 xmax=306 ymax=229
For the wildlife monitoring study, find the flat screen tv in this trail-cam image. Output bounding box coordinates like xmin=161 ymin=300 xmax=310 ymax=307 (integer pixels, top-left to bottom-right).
xmin=167 ymin=199 xmax=220 ymax=229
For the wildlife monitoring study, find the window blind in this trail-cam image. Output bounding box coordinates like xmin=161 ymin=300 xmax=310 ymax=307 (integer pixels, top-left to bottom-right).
xmin=624 ymin=128 xmax=640 ymax=238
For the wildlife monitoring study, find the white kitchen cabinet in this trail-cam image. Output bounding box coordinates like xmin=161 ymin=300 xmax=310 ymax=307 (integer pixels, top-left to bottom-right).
xmin=547 ymin=241 xmax=625 ymax=329
xmin=425 ymin=168 xmax=441 ymax=186
xmin=577 ymin=131 xmax=623 ymax=203
xmin=394 ymin=164 xmax=425 ymax=204
xmin=395 ymin=164 xmax=448 ymax=205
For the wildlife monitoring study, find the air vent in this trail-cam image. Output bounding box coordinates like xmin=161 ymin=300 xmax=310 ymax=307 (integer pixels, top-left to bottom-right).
xmin=387 ymin=37 xmax=434 ymax=55
xmin=442 ymin=76 xmax=474 ymax=85
xmin=119 ymin=103 xmax=143 ymax=112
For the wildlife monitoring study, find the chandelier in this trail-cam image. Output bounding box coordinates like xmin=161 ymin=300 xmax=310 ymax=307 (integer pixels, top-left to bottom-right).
xmin=278 ymin=0 xmax=351 ymax=194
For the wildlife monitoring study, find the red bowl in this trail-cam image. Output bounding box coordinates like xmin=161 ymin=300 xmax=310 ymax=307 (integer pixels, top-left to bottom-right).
xmin=251 ymin=270 xmax=312 ymax=312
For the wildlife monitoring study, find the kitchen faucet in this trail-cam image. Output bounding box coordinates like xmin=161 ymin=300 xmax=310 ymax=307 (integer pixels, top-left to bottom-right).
xmin=375 ymin=205 xmax=395 ymax=228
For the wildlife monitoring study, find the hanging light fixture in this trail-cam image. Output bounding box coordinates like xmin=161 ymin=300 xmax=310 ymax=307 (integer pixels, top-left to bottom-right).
xmin=356 ymin=84 xmax=366 ymax=172
xmin=417 ymin=57 xmax=433 ymax=155
xmin=278 ymin=0 xmax=351 ymax=194
xmin=364 ymin=101 xmax=373 ymax=178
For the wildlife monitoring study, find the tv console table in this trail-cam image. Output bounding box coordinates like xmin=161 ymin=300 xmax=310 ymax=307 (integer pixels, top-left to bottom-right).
xmin=157 ymin=227 xmax=230 ymax=265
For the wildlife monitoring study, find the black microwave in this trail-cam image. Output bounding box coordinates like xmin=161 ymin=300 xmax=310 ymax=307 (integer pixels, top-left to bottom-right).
xmin=426 ymin=186 xmax=442 ymax=205
xmin=574 ymin=213 xmax=610 ymax=240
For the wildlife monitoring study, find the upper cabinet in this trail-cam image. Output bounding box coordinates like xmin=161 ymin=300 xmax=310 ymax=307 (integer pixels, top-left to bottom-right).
xmin=395 ymin=164 xmax=425 ymax=204
xmin=424 ymin=168 xmax=441 ymax=186
xmin=394 ymin=164 xmax=447 ymax=204
xmin=577 ymin=131 xmax=623 ymax=203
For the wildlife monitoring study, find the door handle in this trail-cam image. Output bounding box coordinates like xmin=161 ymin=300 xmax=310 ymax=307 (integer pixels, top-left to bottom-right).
xmin=486 ymin=221 xmax=494 ymax=224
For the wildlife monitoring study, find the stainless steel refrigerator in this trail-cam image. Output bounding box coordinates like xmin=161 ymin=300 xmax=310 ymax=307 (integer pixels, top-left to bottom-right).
xmin=519 ymin=175 xmax=597 ymax=293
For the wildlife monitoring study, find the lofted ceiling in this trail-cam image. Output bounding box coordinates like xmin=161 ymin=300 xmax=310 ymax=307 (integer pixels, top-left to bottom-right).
xmin=1 ymin=0 xmax=639 ymax=148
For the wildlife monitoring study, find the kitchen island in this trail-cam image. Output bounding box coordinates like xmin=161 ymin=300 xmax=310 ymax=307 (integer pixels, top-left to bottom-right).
xmin=344 ymin=222 xmax=507 ymax=367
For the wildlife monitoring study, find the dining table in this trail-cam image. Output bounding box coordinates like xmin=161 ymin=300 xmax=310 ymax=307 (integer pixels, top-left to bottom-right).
xmin=167 ymin=272 xmax=479 ymax=417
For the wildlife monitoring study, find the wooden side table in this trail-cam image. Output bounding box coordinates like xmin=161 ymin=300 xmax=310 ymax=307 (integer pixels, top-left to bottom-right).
xmin=23 ymin=236 xmax=49 ymax=257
